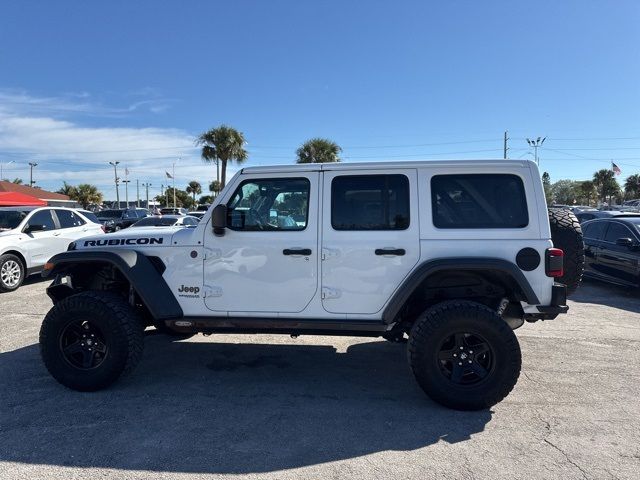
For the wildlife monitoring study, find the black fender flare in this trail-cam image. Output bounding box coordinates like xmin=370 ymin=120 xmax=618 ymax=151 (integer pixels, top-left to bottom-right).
xmin=381 ymin=257 xmax=540 ymax=324
xmin=44 ymin=249 xmax=183 ymax=321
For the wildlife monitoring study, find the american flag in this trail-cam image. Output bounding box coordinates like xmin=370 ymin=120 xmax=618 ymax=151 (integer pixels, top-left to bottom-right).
xmin=612 ymin=162 xmax=621 ymax=175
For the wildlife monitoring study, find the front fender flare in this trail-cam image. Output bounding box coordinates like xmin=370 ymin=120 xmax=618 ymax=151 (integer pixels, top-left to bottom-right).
xmin=44 ymin=249 xmax=183 ymax=321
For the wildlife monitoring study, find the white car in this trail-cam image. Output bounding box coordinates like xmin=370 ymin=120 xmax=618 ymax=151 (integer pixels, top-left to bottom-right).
xmin=130 ymin=215 xmax=200 ymax=228
xmin=0 ymin=206 xmax=104 ymax=292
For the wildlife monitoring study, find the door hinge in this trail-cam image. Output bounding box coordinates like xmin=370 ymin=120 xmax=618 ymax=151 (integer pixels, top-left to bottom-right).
xmin=203 ymin=285 xmax=223 ymax=298
xmin=321 ymin=248 xmax=340 ymax=261
xmin=203 ymin=248 xmax=222 ymax=261
xmin=321 ymin=287 xmax=341 ymax=299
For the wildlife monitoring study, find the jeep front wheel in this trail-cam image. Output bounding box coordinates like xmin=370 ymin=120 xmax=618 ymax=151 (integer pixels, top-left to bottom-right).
xmin=39 ymin=291 xmax=144 ymax=391
xmin=408 ymin=300 xmax=521 ymax=410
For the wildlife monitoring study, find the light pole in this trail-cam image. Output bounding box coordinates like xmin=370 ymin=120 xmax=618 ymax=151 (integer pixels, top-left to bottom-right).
xmin=136 ymin=179 xmax=140 ymax=207
xmin=109 ymin=161 xmax=120 ymax=208
xmin=0 ymin=160 xmax=14 ymax=180
xmin=142 ymin=182 xmax=151 ymax=208
xmin=28 ymin=162 xmax=38 ymax=187
xmin=122 ymin=179 xmax=131 ymax=207
xmin=172 ymin=159 xmax=179 ymax=209
xmin=526 ymin=137 xmax=546 ymax=166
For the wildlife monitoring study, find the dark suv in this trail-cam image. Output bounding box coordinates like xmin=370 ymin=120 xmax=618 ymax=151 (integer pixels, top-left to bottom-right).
xmin=582 ymin=216 xmax=640 ymax=287
xmin=96 ymin=208 xmax=149 ymax=232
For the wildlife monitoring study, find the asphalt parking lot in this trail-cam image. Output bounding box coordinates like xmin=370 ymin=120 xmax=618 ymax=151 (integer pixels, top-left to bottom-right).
xmin=1 ymin=278 xmax=639 ymax=480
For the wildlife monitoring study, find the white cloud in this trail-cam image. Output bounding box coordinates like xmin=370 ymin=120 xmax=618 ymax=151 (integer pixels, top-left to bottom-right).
xmin=0 ymin=90 xmax=234 ymax=199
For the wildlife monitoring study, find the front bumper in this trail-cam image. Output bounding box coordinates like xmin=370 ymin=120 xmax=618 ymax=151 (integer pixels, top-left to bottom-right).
xmin=524 ymin=283 xmax=568 ymax=321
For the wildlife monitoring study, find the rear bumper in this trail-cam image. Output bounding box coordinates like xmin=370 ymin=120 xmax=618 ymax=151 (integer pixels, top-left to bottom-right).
xmin=524 ymin=283 xmax=568 ymax=321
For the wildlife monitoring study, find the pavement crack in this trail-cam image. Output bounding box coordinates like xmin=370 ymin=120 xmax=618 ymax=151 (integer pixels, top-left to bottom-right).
xmin=543 ymin=438 xmax=590 ymax=479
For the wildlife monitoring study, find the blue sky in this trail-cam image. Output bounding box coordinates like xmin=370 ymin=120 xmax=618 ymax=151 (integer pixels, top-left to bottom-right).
xmin=1 ymin=0 xmax=639 ymax=199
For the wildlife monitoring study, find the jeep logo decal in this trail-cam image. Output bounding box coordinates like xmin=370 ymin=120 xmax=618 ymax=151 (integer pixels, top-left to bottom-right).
xmin=178 ymin=285 xmax=200 ymax=294
xmin=83 ymin=238 xmax=164 ymax=247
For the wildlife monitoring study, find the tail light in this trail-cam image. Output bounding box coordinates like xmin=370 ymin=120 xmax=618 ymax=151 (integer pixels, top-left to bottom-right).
xmin=545 ymin=248 xmax=564 ymax=277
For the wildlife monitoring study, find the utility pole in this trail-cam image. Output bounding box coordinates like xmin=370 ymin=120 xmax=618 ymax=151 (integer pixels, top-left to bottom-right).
xmin=122 ymin=179 xmax=130 ymax=207
xmin=109 ymin=161 xmax=120 ymax=208
xmin=136 ymin=179 xmax=140 ymax=207
xmin=28 ymin=162 xmax=38 ymax=187
xmin=526 ymin=137 xmax=546 ymax=166
xmin=503 ymin=131 xmax=509 ymax=159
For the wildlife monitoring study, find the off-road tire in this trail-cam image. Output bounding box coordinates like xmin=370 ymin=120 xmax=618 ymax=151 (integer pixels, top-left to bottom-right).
xmin=548 ymin=208 xmax=584 ymax=295
xmin=40 ymin=291 xmax=144 ymax=391
xmin=0 ymin=253 xmax=25 ymax=292
xmin=408 ymin=300 xmax=521 ymax=411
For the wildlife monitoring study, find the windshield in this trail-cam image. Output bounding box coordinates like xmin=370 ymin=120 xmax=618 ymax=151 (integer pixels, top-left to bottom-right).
xmin=0 ymin=210 xmax=30 ymax=230
xmin=132 ymin=217 xmax=178 ymax=227
xmin=98 ymin=210 xmax=123 ymax=218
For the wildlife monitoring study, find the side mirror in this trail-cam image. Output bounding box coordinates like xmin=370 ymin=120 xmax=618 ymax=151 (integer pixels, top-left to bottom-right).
xmin=212 ymin=204 xmax=227 ymax=236
xmin=24 ymin=224 xmax=46 ymax=233
xmin=615 ymin=237 xmax=634 ymax=248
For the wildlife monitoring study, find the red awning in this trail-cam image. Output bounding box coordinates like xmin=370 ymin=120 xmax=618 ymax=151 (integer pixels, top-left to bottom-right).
xmin=0 ymin=192 xmax=47 ymax=206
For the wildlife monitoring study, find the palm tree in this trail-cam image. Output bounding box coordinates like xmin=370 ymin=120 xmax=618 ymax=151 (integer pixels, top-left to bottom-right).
xmin=74 ymin=184 xmax=103 ymax=208
xmin=186 ymin=181 xmax=202 ymax=202
xmin=578 ymin=181 xmax=596 ymax=205
xmin=593 ymin=169 xmax=620 ymax=204
xmin=57 ymin=181 xmax=78 ymax=198
xmin=196 ymin=125 xmax=248 ymax=190
xmin=295 ymin=138 xmax=342 ymax=164
xmin=624 ymin=174 xmax=640 ymax=199
xmin=209 ymin=180 xmax=221 ymax=197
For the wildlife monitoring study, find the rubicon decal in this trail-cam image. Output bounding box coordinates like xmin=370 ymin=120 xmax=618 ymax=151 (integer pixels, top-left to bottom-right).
xmin=83 ymin=237 xmax=164 ymax=247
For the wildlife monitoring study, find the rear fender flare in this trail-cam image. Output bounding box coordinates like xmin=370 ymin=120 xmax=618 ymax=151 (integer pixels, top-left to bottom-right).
xmin=382 ymin=257 xmax=540 ymax=324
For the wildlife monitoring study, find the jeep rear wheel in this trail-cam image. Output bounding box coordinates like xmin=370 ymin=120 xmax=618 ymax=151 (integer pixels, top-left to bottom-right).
xmin=39 ymin=291 xmax=144 ymax=391
xmin=548 ymin=208 xmax=584 ymax=296
xmin=408 ymin=300 xmax=521 ymax=410
xmin=0 ymin=254 xmax=25 ymax=292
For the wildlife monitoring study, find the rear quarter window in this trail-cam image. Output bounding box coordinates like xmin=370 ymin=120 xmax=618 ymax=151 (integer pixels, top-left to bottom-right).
xmin=431 ymin=174 xmax=528 ymax=229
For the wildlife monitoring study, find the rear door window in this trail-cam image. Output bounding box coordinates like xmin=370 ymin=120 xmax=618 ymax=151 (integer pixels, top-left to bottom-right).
xmin=431 ymin=174 xmax=528 ymax=228
xmin=55 ymin=210 xmax=86 ymax=228
xmin=331 ymin=174 xmax=410 ymax=230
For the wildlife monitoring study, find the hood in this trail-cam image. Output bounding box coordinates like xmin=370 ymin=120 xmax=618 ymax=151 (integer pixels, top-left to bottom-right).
xmin=0 ymin=229 xmax=20 ymax=241
xmin=75 ymin=227 xmax=182 ymax=250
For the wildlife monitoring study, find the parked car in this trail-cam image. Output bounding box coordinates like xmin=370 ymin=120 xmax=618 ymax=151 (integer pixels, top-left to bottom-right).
xmin=196 ymin=204 xmax=211 ymax=212
xmin=76 ymin=209 xmax=105 ymax=231
xmin=187 ymin=211 xmax=205 ymax=220
xmin=96 ymin=208 xmax=149 ymax=232
xmin=582 ymin=217 xmax=640 ymax=287
xmin=569 ymin=205 xmax=598 ymax=214
xmin=0 ymin=206 xmax=103 ymax=292
xmin=131 ymin=215 xmax=200 ymax=228
xmin=575 ymin=210 xmax=640 ymax=223
xmin=159 ymin=207 xmax=189 ymax=215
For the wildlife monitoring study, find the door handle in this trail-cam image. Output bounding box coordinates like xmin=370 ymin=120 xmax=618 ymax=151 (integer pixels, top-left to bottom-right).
xmin=375 ymin=248 xmax=406 ymax=256
xmin=283 ymin=248 xmax=312 ymax=256
xmin=53 ymin=232 xmax=61 ymax=236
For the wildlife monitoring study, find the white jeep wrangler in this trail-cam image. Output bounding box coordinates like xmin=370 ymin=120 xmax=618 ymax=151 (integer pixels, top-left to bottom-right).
xmin=39 ymin=160 xmax=583 ymax=410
